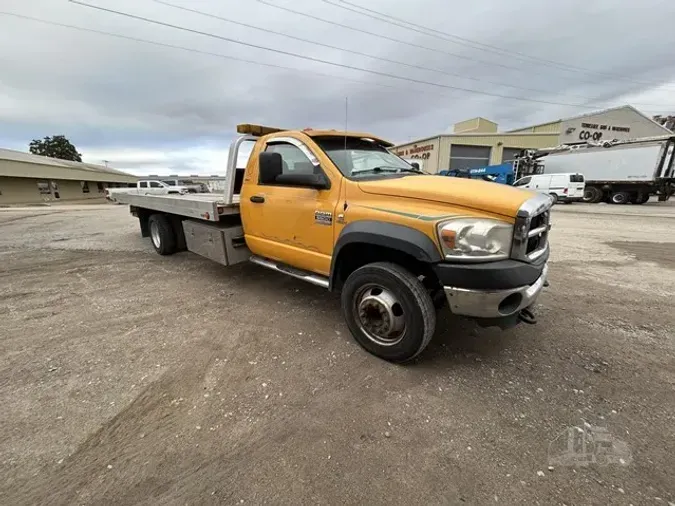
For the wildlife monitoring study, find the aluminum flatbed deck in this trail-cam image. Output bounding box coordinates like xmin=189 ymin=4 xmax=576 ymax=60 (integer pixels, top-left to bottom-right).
xmin=116 ymin=192 xmax=240 ymax=222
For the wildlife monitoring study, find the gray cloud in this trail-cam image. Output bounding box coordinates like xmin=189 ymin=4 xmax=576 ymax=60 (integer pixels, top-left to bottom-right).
xmin=1 ymin=0 xmax=674 ymax=175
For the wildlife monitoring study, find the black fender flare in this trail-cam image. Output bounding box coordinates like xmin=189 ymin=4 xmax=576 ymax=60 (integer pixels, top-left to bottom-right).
xmin=329 ymin=220 xmax=442 ymax=290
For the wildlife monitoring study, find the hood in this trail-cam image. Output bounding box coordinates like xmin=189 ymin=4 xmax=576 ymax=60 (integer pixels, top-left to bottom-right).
xmin=357 ymin=175 xmax=534 ymax=218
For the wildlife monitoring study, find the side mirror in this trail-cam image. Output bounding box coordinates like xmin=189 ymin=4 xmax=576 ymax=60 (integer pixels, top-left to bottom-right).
xmin=259 ymin=151 xmax=284 ymax=184
xmin=411 ymin=162 xmax=420 ymax=170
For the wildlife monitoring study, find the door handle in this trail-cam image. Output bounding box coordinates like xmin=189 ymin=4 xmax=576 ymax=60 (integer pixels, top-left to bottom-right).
xmin=250 ymin=195 xmax=265 ymax=203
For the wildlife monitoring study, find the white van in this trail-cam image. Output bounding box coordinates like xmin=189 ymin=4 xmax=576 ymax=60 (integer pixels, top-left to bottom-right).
xmin=513 ymin=173 xmax=585 ymax=203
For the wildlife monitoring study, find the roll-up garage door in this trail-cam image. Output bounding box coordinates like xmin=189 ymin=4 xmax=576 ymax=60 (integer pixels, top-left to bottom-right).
xmin=449 ymin=145 xmax=491 ymax=170
xmin=501 ymin=147 xmax=525 ymax=163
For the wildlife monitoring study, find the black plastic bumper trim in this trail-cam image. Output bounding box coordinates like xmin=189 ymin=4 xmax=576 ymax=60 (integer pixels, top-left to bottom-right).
xmin=432 ymin=249 xmax=548 ymax=290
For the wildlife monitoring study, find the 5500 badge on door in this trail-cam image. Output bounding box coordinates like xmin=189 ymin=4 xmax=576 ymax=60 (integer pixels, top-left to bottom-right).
xmin=314 ymin=211 xmax=333 ymax=225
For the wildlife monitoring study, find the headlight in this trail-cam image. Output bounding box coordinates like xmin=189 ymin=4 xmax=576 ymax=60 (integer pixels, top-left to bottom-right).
xmin=437 ymin=218 xmax=513 ymax=262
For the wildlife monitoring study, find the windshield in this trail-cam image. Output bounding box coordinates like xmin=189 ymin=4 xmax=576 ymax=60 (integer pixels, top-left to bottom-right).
xmin=313 ymin=136 xmax=422 ymax=179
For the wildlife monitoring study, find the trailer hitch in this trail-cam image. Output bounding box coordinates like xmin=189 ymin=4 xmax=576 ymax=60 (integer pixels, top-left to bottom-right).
xmin=518 ymin=307 xmax=537 ymax=325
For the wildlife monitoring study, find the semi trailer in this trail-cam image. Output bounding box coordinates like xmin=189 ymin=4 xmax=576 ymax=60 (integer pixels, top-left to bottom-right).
xmin=529 ymin=136 xmax=675 ymax=204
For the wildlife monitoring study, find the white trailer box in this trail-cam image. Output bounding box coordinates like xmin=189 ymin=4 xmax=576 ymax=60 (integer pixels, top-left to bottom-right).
xmin=539 ymin=136 xmax=675 ymax=204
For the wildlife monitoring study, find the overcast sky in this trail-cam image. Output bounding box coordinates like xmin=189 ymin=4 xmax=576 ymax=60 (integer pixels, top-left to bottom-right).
xmin=1 ymin=0 xmax=675 ymax=176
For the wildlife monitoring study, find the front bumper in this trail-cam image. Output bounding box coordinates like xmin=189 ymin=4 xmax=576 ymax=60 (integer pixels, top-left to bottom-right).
xmin=443 ymin=263 xmax=548 ymax=319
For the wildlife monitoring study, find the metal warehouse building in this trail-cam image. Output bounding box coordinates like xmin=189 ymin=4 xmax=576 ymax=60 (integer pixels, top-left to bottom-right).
xmin=0 ymin=148 xmax=137 ymax=205
xmin=392 ymin=105 xmax=672 ymax=174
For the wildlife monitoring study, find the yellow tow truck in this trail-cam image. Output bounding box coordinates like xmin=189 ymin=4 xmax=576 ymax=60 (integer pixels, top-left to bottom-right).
xmin=117 ymin=124 xmax=551 ymax=362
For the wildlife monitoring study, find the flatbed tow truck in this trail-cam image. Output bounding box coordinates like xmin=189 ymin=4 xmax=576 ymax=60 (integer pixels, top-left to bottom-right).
xmin=117 ymin=124 xmax=551 ymax=363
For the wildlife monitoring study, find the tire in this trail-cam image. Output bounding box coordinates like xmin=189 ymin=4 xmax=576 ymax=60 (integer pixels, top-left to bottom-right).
xmin=148 ymin=214 xmax=177 ymax=255
xmin=583 ymin=186 xmax=603 ymax=203
xmin=341 ymin=262 xmax=436 ymax=363
xmin=610 ymin=191 xmax=630 ymax=205
xmin=633 ymin=194 xmax=650 ymax=204
xmin=549 ymin=193 xmax=558 ymax=205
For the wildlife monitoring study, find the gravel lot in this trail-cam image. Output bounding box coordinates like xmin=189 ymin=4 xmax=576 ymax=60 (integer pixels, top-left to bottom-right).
xmin=1 ymin=201 xmax=674 ymax=505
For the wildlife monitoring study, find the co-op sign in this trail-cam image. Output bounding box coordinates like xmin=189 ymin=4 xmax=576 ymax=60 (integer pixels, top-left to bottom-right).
xmin=394 ymin=142 xmax=435 ymax=160
xmin=564 ymin=121 xmax=631 ymax=142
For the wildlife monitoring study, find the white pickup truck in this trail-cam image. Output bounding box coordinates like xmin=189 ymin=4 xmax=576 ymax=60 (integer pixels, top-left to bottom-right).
xmin=105 ymin=180 xmax=198 ymax=203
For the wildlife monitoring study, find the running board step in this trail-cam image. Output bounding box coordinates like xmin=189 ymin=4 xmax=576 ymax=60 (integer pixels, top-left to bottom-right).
xmin=249 ymin=255 xmax=329 ymax=289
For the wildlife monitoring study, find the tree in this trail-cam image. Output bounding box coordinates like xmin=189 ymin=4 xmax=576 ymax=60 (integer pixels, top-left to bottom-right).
xmin=29 ymin=135 xmax=82 ymax=162
xmin=652 ymin=115 xmax=675 ymax=132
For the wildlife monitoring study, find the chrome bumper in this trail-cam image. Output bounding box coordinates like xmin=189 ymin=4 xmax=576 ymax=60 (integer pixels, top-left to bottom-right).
xmin=444 ymin=263 xmax=549 ymax=319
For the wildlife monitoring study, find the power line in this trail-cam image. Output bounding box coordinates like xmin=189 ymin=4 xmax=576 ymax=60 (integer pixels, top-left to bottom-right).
xmin=67 ymin=0 xmax=654 ymax=111
xmin=156 ymin=0 xmax=669 ymax=108
xmin=150 ymin=0 xmax=583 ymax=101
xmin=2 ymin=8 xmax=666 ymax=116
xmin=328 ymin=0 xmax=675 ymax=89
xmin=253 ymin=0 xmax=547 ymax=76
xmin=0 ymin=11 xmax=439 ymax=97
xmin=335 ymin=0 xmax=594 ymax=70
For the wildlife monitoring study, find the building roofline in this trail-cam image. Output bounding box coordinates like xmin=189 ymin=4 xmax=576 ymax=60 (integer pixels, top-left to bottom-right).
xmin=0 ymin=147 xmax=136 ymax=178
xmin=0 ymin=159 xmax=138 ymax=182
xmin=505 ymin=104 xmax=672 ymax=133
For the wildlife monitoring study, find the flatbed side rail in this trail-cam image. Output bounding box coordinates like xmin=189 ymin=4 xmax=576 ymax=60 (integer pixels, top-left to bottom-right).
xmin=116 ymin=193 xmax=239 ymax=221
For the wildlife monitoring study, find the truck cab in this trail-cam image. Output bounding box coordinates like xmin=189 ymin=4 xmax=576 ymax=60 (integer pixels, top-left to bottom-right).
xmin=122 ymin=124 xmax=552 ymax=363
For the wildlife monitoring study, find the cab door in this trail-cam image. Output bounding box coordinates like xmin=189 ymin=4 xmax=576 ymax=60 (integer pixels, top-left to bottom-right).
xmin=148 ymin=181 xmax=165 ymax=194
xmin=241 ymin=137 xmax=341 ymax=276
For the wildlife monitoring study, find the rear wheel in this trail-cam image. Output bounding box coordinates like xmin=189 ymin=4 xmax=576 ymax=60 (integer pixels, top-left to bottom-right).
xmin=341 ymin=262 xmax=436 ymax=363
xmin=610 ymin=191 xmax=630 ymax=205
xmin=148 ymin=214 xmax=177 ymax=255
xmin=632 ymin=194 xmax=650 ymax=204
xmin=583 ymin=186 xmax=603 ymax=203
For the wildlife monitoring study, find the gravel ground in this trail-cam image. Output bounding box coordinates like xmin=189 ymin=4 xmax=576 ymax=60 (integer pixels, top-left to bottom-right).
xmin=1 ymin=202 xmax=674 ymax=505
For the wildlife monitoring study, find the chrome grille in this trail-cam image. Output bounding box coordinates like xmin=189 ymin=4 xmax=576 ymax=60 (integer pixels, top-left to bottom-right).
xmin=511 ymin=194 xmax=552 ymax=263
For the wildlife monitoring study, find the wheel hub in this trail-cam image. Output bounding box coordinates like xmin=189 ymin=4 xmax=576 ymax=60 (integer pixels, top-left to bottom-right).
xmin=150 ymin=221 xmax=161 ymax=248
xmin=355 ymin=285 xmax=406 ymax=346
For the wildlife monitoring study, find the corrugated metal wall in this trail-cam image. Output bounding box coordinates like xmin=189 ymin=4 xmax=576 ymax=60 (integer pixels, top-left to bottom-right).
xmin=393 ymin=133 xmax=560 ymax=173
xmin=438 ymin=134 xmax=559 ymax=172
xmin=509 ymin=122 xmax=561 ymax=134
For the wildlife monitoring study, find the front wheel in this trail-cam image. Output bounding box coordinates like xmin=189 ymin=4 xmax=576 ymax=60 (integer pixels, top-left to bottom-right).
xmin=341 ymin=262 xmax=436 ymax=363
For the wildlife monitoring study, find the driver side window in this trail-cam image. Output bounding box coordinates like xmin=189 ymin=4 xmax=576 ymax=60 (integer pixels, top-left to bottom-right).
xmin=264 ymin=142 xmax=315 ymax=177
xmin=514 ymin=176 xmax=531 ymax=187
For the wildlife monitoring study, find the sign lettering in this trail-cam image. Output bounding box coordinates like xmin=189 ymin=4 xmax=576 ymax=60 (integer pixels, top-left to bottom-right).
xmin=395 ymin=143 xmax=435 ymax=158
xmin=577 ymin=122 xmax=631 ymax=141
